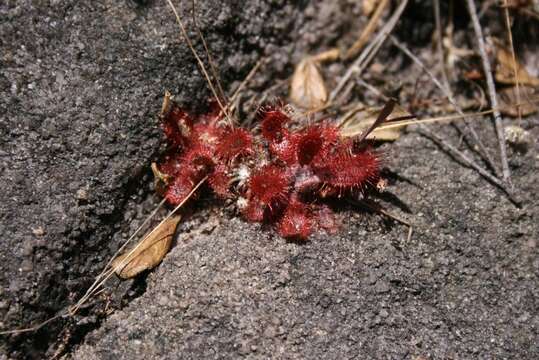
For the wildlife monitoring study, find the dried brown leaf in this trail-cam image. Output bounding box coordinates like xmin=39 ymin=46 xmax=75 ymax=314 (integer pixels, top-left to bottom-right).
xmin=290 ymin=57 xmax=328 ymax=110
xmin=112 ymin=215 xmax=181 ymax=279
xmin=366 ymin=127 xmax=402 ymax=141
xmin=495 ymin=44 xmax=539 ymax=86
xmin=340 ymin=105 xmax=410 ymax=141
xmin=498 ymin=85 xmax=538 ymax=117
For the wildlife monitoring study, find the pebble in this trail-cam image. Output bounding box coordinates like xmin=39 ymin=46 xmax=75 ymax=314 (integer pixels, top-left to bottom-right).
xmin=76 ymin=188 xmax=89 ymax=201
xmin=374 ymin=280 xmax=390 ymax=294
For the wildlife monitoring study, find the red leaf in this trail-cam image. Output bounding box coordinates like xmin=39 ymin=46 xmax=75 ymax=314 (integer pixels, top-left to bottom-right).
xmin=260 ymin=107 xmax=290 ymax=142
xmin=208 ymin=165 xmax=231 ymax=198
xmin=248 ymin=165 xmax=289 ymax=205
xmin=295 ymin=125 xmax=339 ymax=166
xmin=158 ymin=151 xmax=183 ymax=177
xmin=162 ymin=106 xmax=193 ymax=148
xmin=269 ymin=132 xmax=298 ymax=165
xmin=165 ymin=174 xmax=194 ymax=205
xmin=278 ymin=200 xmax=313 ymax=239
xmin=316 ymin=147 xmax=380 ymax=193
xmin=216 ymin=128 xmax=254 ymax=161
xmin=182 ymin=144 xmax=216 ymax=178
xmin=243 ymin=198 xmax=265 ymax=222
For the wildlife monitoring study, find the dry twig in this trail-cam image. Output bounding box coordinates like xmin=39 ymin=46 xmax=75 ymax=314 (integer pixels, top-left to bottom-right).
xmin=0 ymin=314 xmax=65 ymax=336
xmin=69 ymin=177 xmax=207 ymax=316
xmin=191 ymin=0 xmax=228 ymax=105
xmin=465 ymin=0 xmax=511 ymax=184
xmin=68 ymin=198 xmax=166 ymax=316
xmin=330 ymin=0 xmax=409 ymax=102
xmin=375 ymin=109 xmax=496 ymax=130
xmin=502 ymin=0 xmax=522 ymax=122
xmin=229 ymin=59 xmax=264 ymax=105
xmin=354 ymin=78 xmax=517 ymax=203
xmin=344 ymin=0 xmax=390 ymax=59
xmin=390 ymin=36 xmax=500 ymax=176
xmin=433 ymin=0 xmax=450 ymax=95
xmin=166 ymin=0 xmax=233 ymax=125
xmin=418 ymin=126 xmax=518 ymax=205
xmin=224 ymin=58 xmax=265 ymax=120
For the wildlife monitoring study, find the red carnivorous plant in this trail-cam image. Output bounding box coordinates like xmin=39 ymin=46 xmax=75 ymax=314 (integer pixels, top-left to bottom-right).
xmin=156 ymin=97 xmax=392 ymax=240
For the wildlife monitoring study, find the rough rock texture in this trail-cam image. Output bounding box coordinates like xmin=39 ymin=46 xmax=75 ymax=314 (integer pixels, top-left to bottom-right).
xmin=0 ymin=0 xmax=306 ymax=358
xmin=1 ymin=0 xmax=538 ymax=359
xmin=72 ymin=123 xmax=539 ymax=359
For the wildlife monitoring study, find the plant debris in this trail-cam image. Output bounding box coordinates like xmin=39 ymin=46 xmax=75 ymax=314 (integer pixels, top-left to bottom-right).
xmin=290 ymin=57 xmax=328 ymax=110
xmin=112 ymin=215 xmax=181 ymax=279
xmin=345 ymin=0 xmax=390 ymax=59
xmin=498 ymin=85 xmax=538 ymax=117
xmin=339 ymin=105 xmax=411 ymax=141
xmin=504 ymin=124 xmax=532 ymax=150
xmin=495 ymin=42 xmax=539 ymax=86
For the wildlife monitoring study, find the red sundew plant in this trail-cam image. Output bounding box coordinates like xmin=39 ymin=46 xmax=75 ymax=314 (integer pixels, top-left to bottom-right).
xmin=156 ymin=99 xmax=388 ymax=240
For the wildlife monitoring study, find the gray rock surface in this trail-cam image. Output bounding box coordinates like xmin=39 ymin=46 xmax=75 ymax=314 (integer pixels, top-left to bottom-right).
xmin=0 ymin=0 xmax=305 ymax=357
xmin=72 ymin=126 xmax=539 ymax=359
xmin=1 ymin=0 xmax=538 ymax=359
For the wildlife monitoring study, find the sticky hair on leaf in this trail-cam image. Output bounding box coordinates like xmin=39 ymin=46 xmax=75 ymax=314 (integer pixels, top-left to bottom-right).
xmin=165 ymin=174 xmax=195 ymax=205
xmin=182 ymin=144 xmax=215 ymax=177
xmin=278 ymin=200 xmax=313 ymax=239
xmin=243 ymin=198 xmax=265 ymax=222
xmin=293 ymin=166 xmax=322 ymax=195
xmin=248 ymin=165 xmax=289 ymax=205
xmin=190 ymin=122 xmax=224 ymax=147
xmin=269 ymin=133 xmax=298 ymax=164
xmin=216 ymin=127 xmax=254 ymax=161
xmin=317 ymin=148 xmax=380 ymax=192
xmin=260 ymin=106 xmax=290 ymax=142
xmin=157 ymin=97 xmax=385 ymax=240
xmin=162 ymin=106 xmax=193 ymax=147
xmin=158 ymin=151 xmax=183 ymax=178
xmin=296 ymin=127 xmax=323 ymax=165
xmin=242 ymin=197 xmax=286 ymax=223
xmin=208 ymin=165 xmax=231 ymax=198
xmin=296 ymin=125 xmax=332 ymax=166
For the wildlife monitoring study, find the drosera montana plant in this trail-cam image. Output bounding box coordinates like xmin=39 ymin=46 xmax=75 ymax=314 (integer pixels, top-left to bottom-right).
xmin=1 ymin=0 xmax=403 ymax=339
xmin=4 ymin=0 xmax=525 ymax=342
xmin=155 ymin=95 xmax=394 ymax=240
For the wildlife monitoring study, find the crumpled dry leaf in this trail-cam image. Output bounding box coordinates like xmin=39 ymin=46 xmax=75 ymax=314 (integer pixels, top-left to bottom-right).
xmin=339 ymin=105 xmax=410 ymax=141
xmin=498 ymin=85 xmax=538 ymax=117
xmin=290 ymin=57 xmax=328 ymax=110
xmin=112 ymin=215 xmax=181 ymax=279
xmin=495 ymin=44 xmax=539 ymax=86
